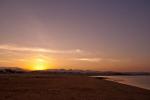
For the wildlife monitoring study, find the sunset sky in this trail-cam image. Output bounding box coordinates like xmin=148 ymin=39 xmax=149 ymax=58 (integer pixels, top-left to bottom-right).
xmin=0 ymin=0 xmax=150 ymax=71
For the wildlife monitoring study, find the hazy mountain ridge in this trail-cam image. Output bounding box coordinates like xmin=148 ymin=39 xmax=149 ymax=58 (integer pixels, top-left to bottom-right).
xmin=0 ymin=67 xmax=26 ymax=73
xmin=0 ymin=67 xmax=150 ymax=75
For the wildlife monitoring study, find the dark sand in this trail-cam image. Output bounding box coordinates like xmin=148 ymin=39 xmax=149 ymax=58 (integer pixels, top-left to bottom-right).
xmin=0 ymin=74 xmax=150 ymax=100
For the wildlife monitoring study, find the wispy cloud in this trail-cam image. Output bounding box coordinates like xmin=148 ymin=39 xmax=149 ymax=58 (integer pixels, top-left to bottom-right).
xmin=106 ymin=58 xmax=121 ymax=62
xmin=0 ymin=44 xmax=82 ymax=54
xmin=74 ymin=57 xmax=121 ymax=63
xmin=74 ymin=58 xmax=102 ymax=62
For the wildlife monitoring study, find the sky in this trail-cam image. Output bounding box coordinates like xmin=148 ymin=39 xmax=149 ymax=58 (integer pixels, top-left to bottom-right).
xmin=0 ymin=0 xmax=150 ymax=71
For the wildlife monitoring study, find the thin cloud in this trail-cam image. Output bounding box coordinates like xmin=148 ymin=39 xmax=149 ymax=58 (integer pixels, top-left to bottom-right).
xmin=74 ymin=58 xmax=102 ymax=62
xmin=106 ymin=58 xmax=121 ymax=62
xmin=0 ymin=44 xmax=82 ymax=54
xmin=74 ymin=57 xmax=122 ymax=63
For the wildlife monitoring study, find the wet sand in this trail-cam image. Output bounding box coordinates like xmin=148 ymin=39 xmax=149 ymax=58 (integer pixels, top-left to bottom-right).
xmin=0 ymin=74 xmax=150 ymax=100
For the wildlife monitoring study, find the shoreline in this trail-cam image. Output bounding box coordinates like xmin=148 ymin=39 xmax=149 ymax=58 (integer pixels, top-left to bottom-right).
xmin=0 ymin=74 xmax=150 ymax=100
xmin=94 ymin=76 xmax=150 ymax=90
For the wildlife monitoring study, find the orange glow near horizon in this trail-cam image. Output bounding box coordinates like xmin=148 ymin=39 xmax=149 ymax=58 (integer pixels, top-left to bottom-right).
xmin=26 ymin=58 xmax=51 ymax=71
xmin=32 ymin=58 xmax=48 ymax=70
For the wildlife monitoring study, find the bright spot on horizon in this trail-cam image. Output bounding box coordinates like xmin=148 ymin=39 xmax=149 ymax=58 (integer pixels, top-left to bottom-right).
xmin=31 ymin=58 xmax=49 ymax=71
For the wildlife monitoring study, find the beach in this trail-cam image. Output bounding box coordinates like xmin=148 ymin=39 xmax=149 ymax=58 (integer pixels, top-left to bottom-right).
xmin=0 ymin=74 xmax=150 ymax=100
xmin=97 ymin=76 xmax=150 ymax=90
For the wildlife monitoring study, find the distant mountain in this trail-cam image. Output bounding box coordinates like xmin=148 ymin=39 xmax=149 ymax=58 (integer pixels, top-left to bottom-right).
xmin=31 ymin=69 xmax=150 ymax=76
xmin=31 ymin=69 xmax=100 ymax=75
xmin=0 ymin=67 xmax=26 ymax=74
xmin=0 ymin=67 xmax=150 ymax=75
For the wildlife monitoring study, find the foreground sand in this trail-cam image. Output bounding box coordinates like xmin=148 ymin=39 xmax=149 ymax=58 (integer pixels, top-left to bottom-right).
xmin=0 ymin=74 xmax=150 ymax=100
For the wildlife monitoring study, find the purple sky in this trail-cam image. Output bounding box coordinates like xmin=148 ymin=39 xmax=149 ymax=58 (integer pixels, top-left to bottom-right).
xmin=0 ymin=0 xmax=150 ymax=71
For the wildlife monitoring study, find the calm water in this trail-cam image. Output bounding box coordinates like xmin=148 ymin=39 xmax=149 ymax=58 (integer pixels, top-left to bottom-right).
xmin=97 ymin=76 xmax=150 ymax=90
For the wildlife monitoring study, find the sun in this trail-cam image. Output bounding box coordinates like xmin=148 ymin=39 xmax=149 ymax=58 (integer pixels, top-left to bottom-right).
xmin=32 ymin=58 xmax=48 ymax=70
xmin=25 ymin=56 xmax=53 ymax=71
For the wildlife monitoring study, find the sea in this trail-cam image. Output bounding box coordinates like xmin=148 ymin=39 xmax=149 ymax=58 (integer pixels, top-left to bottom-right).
xmin=95 ymin=76 xmax=150 ymax=90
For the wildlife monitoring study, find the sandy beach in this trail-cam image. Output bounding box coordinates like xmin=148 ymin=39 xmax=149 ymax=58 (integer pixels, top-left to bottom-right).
xmin=0 ymin=74 xmax=150 ymax=100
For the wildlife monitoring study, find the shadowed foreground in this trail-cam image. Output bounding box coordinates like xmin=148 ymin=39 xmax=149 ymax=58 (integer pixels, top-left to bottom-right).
xmin=0 ymin=74 xmax=150 ymax=100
